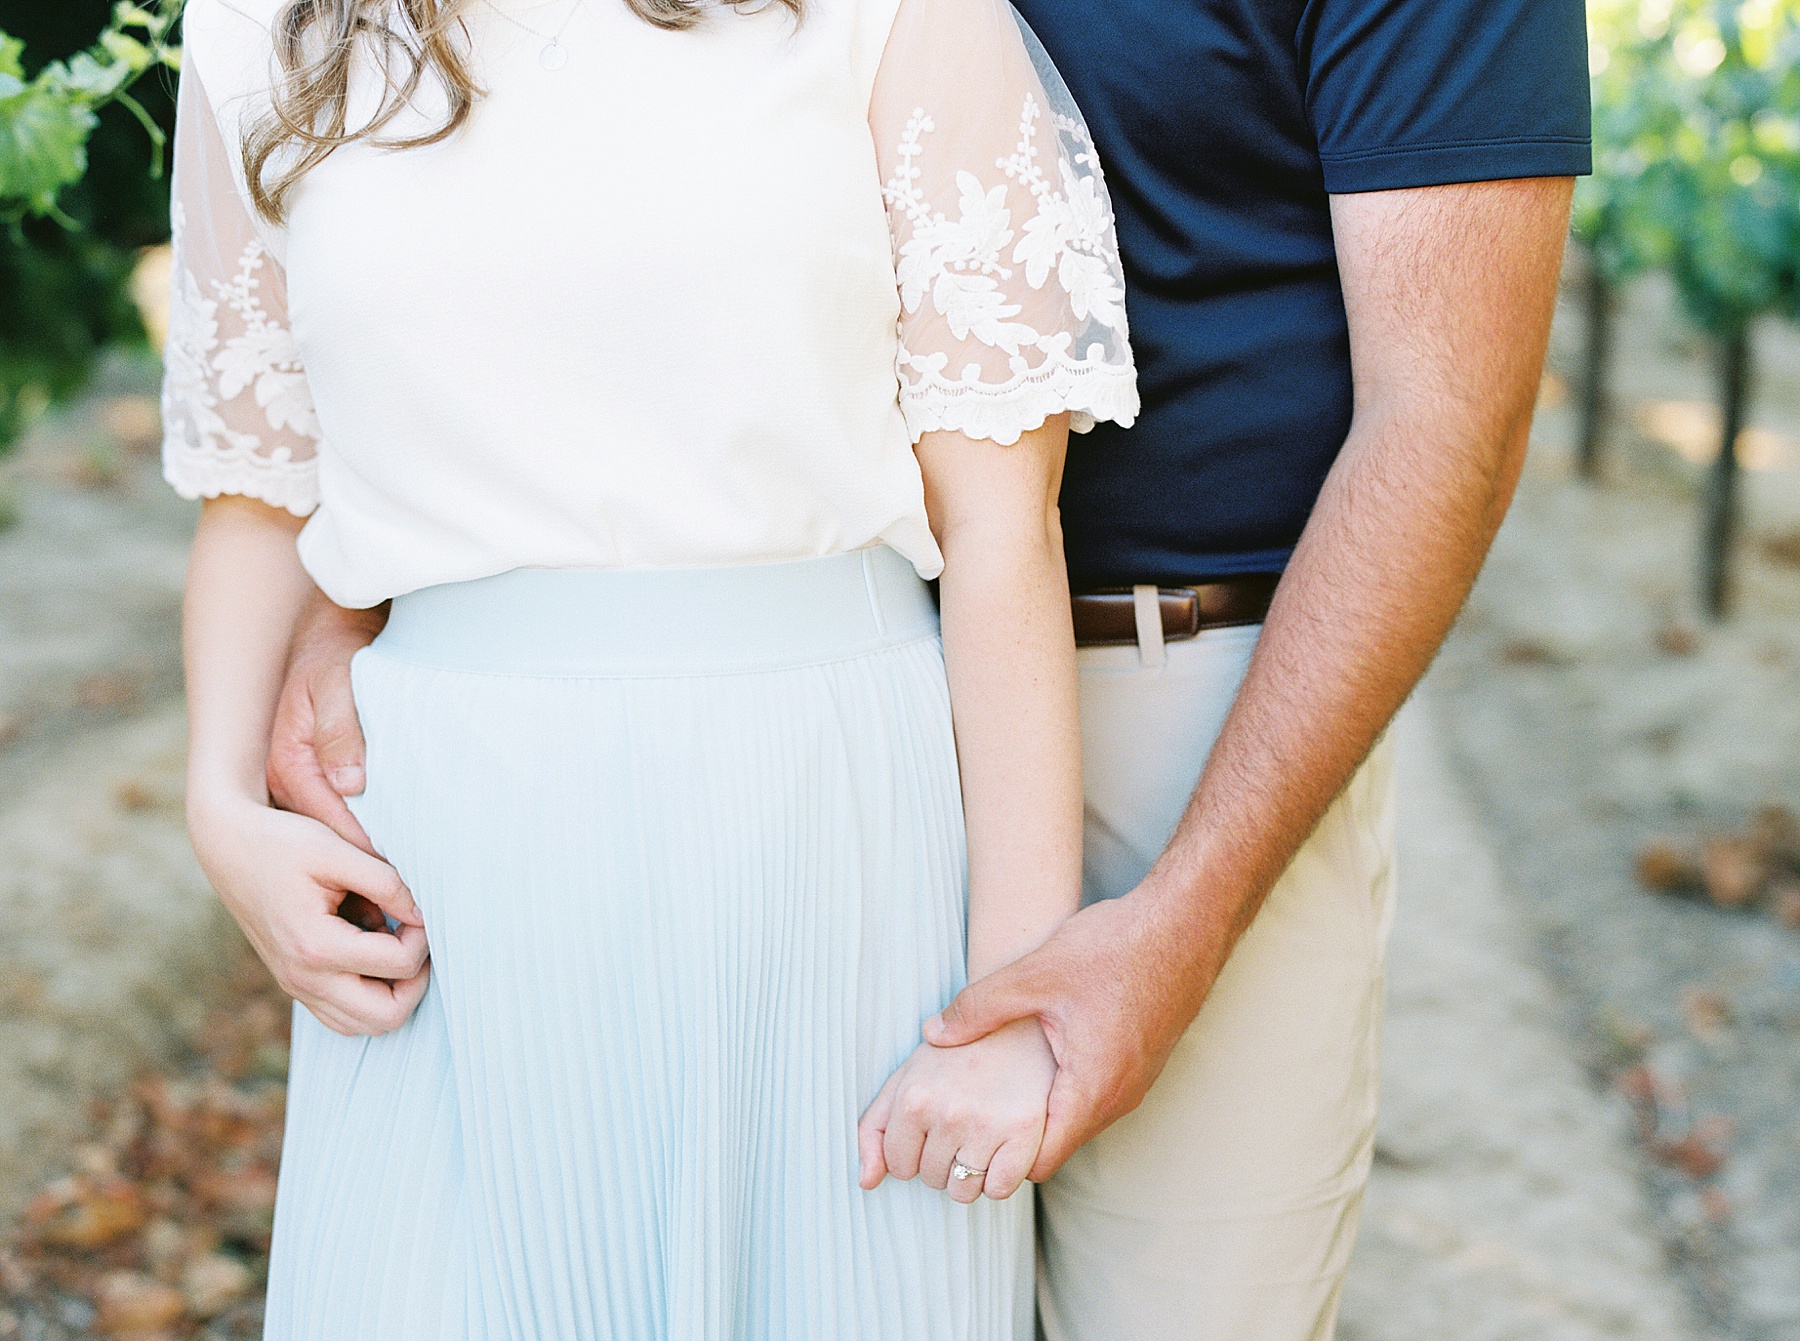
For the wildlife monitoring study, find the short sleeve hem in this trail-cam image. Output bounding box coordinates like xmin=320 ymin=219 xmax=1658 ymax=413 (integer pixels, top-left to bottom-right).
xmin=1319 ymin=137 xmax=1593 ymax=195
xmin=162 ymin=436 xmax=320 ymax=517
xmin=874 ymin=0 xmax=1138 ymax=450
xmin=899 ymin=358 xmax=1139 ymax=446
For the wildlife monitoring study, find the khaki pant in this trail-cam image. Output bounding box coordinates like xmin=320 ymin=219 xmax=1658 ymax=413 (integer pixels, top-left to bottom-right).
xmin=1040 ymin=623 xmax=1397 ymax=1341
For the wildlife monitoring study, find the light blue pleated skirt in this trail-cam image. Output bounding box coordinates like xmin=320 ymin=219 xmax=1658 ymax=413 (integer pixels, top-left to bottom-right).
xmin=263 ymin=546 xmax=1032 ymax=1341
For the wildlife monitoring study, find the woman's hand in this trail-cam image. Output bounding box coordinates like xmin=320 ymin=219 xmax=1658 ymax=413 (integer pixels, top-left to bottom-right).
xmin=190 ymin=792 xmax=429 ymax=1037
xmin=856 ymin=1016 xmax=1055 ymax=1204
xmin=180 ymin=497 xmax=423 ymax=1036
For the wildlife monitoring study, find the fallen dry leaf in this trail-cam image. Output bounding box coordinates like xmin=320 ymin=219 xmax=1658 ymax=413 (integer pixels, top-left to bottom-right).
xmin=25 ymin=1178 xmax=147 ymax=1252
xmin=0 ymin=1247 xmax=31 ymax=1295
xmin=1702 ymin=834 xmax=1765 ymax=909
xmin=100 ymin=397 xmax=163 ymax=456
xmin=113 ymin=779 xmax=160 ymax=813
xmin=1500 ymin=637 xmax=1572 ymax=666
xmin=1681 ymin=987 xmax=1733 ymax=1038
xmin=1657 ymin=1129 xmax=1727 ymax=1180
xmin=93 ymin=1269 xmax=184 ymax=1337
xmin=1615 ymin=1064 xmax=1656 ymax=1107
xmin=1654 ymin=624 xmax=1700 ymax=656
xmin=62 ymin=447 xmax=123 ymax=492
xmin=1771 ymin=880 xmax=1800 ymax=930
xmin=137 ymin=1218 xmax=189 ymax=1278
xmin=1762 ymin=527 xmax=1800 ymax=567
xmin=1749 ymin=804 xmax=1800 ymax=867
xmin=1637 ymin=838 xmax=1702 ymax=893
xmin=191 ymin=1164 xmax=278 ymax=1221
xmin=180 ymin=1252 xmax=253 ymax=1319
xmin=1617 ymin=1069 xmax=1655 ymax=1134
xmin=76 ymin=673 xmax=142 ymax=712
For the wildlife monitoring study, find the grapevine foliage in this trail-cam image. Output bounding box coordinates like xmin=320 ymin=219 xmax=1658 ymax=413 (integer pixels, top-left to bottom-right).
xmin=0 ymin=2 xmax=179 ymax=450
xmin=1580 ymin=0 xmax=1800 ymax=334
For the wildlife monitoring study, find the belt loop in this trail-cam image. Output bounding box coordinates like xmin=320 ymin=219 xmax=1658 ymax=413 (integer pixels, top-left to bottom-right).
xmin=860 ymin=548 xmax=887 ymax=639
xmin=1132 ymin=584 xmax=1165 ymax=669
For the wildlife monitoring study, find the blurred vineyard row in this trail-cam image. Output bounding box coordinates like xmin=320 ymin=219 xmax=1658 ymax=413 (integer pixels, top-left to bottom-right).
xmin=1579 ymin=0 xmax=1800 ymax=615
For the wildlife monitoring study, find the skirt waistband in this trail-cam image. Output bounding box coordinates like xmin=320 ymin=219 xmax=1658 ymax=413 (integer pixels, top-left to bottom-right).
xmin=375 ymin=546 xmax=939 ymax=677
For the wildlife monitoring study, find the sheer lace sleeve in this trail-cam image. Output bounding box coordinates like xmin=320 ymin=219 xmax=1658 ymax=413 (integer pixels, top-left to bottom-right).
xmin=870 ymin=0 xmax=1138 ymax=446
xmin=160 ymin=65 xmax=321 ymax=516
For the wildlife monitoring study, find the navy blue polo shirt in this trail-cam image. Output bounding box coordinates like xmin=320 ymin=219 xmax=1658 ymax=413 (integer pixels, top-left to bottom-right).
xmin=1013 ymin=0 xmax=1593 ymax=586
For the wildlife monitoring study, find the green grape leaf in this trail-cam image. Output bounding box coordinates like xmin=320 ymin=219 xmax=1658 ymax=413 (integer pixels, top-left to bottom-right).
xmin=97 ymin=30 xmax=153 ymax=75
xmin=0 ymin=7 xmax=179 ymax=225
xmin=114 ymin=3 xmax=166 ymax=28
xmin=0 ymin=83 xmax=98 ymax=217
xmin=53 ymin=51 xmax=136 ymax=101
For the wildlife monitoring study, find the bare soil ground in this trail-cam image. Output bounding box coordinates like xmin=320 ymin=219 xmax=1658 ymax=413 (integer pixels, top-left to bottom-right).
xmin=1389 ymin=264 xmax=1800 ymax=1339
xmin=1341 ymin=708 xmax=1703 ymax=1341
xmin=0 ymin=357 xmax=280 ymax=1338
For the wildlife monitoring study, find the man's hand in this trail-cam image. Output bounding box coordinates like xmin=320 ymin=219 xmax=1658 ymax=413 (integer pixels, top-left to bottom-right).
xmin=930 ymin=176 xmax=1575 ymax=1180
xmin=266 ymin=589 xmax=388 ymax=855
xmin=923 ymin=889 xmax=1224 ymax=1182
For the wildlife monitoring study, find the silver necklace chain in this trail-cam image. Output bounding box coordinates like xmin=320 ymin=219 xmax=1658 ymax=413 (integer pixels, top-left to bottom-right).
xmin=479 ymin=0 xmax=586 ymax=69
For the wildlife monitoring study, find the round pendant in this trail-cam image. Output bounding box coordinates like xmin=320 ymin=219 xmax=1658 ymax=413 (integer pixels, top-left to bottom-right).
xmin=539 ymin=39 xmax=568 ymax=70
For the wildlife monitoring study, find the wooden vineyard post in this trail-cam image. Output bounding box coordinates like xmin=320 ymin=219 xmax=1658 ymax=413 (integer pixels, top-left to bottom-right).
xmin=1701 ymin=322 xmax=1751 ymax=620
xmin=1577 ymin=259 xmax=1614 ymax=481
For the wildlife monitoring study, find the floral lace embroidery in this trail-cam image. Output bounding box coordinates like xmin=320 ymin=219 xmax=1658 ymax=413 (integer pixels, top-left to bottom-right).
xmin=883 ymin=93 xmax=1137 ymax=445
xmin=161 ymin=202 xmax=321 ymax=515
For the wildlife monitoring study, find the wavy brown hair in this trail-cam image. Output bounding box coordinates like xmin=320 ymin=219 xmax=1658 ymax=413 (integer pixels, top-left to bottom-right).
xmin=243 ymin=0 xmax=802 ymax=223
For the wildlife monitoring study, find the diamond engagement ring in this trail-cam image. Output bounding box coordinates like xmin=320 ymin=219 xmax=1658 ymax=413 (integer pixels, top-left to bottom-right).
xmin=949 ymin=1159 xmax=986 ymax=1182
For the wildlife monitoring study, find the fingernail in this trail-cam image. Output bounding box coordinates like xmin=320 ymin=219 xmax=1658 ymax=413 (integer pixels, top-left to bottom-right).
xmin=922 ymin=1014 xmax=944 ymax=1042
xmin=330 ymin=766 xmax=365 ymax=794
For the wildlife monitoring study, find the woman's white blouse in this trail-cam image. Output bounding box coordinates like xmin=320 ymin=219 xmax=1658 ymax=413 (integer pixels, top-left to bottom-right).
xmin=161 ymin=0 xmax=1138 ymax=608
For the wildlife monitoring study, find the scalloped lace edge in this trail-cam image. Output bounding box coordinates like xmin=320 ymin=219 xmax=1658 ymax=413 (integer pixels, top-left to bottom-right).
xmin=899 ymin=360 xmax=1140 ymax=446
xmin=163 ymin=434 xmax=320 ymax=518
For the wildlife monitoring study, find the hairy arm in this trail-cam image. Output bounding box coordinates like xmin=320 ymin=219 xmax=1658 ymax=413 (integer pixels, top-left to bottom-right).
xmin=186 ymin=497 xmax=427 ymax=1035
xmin=926 ymin=176 xmax=1575 ymax=1178
xmin=857 ymin=415 xmax=1085 ymax=1203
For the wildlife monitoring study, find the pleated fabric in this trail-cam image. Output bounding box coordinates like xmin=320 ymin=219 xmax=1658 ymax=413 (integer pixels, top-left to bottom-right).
xmin=263 ymin=547 xmax=1032 ymax=1341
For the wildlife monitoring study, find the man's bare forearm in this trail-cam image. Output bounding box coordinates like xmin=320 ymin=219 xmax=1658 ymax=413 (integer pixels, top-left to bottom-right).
xmin=1134 ymin=408 xmax=1529 ymax=992
xmin=1134 ymin=178 xmax=1572 ymax=995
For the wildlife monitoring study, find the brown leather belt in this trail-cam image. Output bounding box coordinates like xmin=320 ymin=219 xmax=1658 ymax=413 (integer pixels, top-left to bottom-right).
xmin=1071 ymin=574 xmax=1278 ymax=647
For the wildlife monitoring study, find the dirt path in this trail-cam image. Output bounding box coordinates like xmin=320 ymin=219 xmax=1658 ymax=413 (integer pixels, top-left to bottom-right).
xmin=0 ymin=359 xmax=234 ymax=1228
xmin=1402 ymin=266 xmax=1800 ymax=1338
xmin=1341 ymin=707 xmax=1704 ymax=1341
